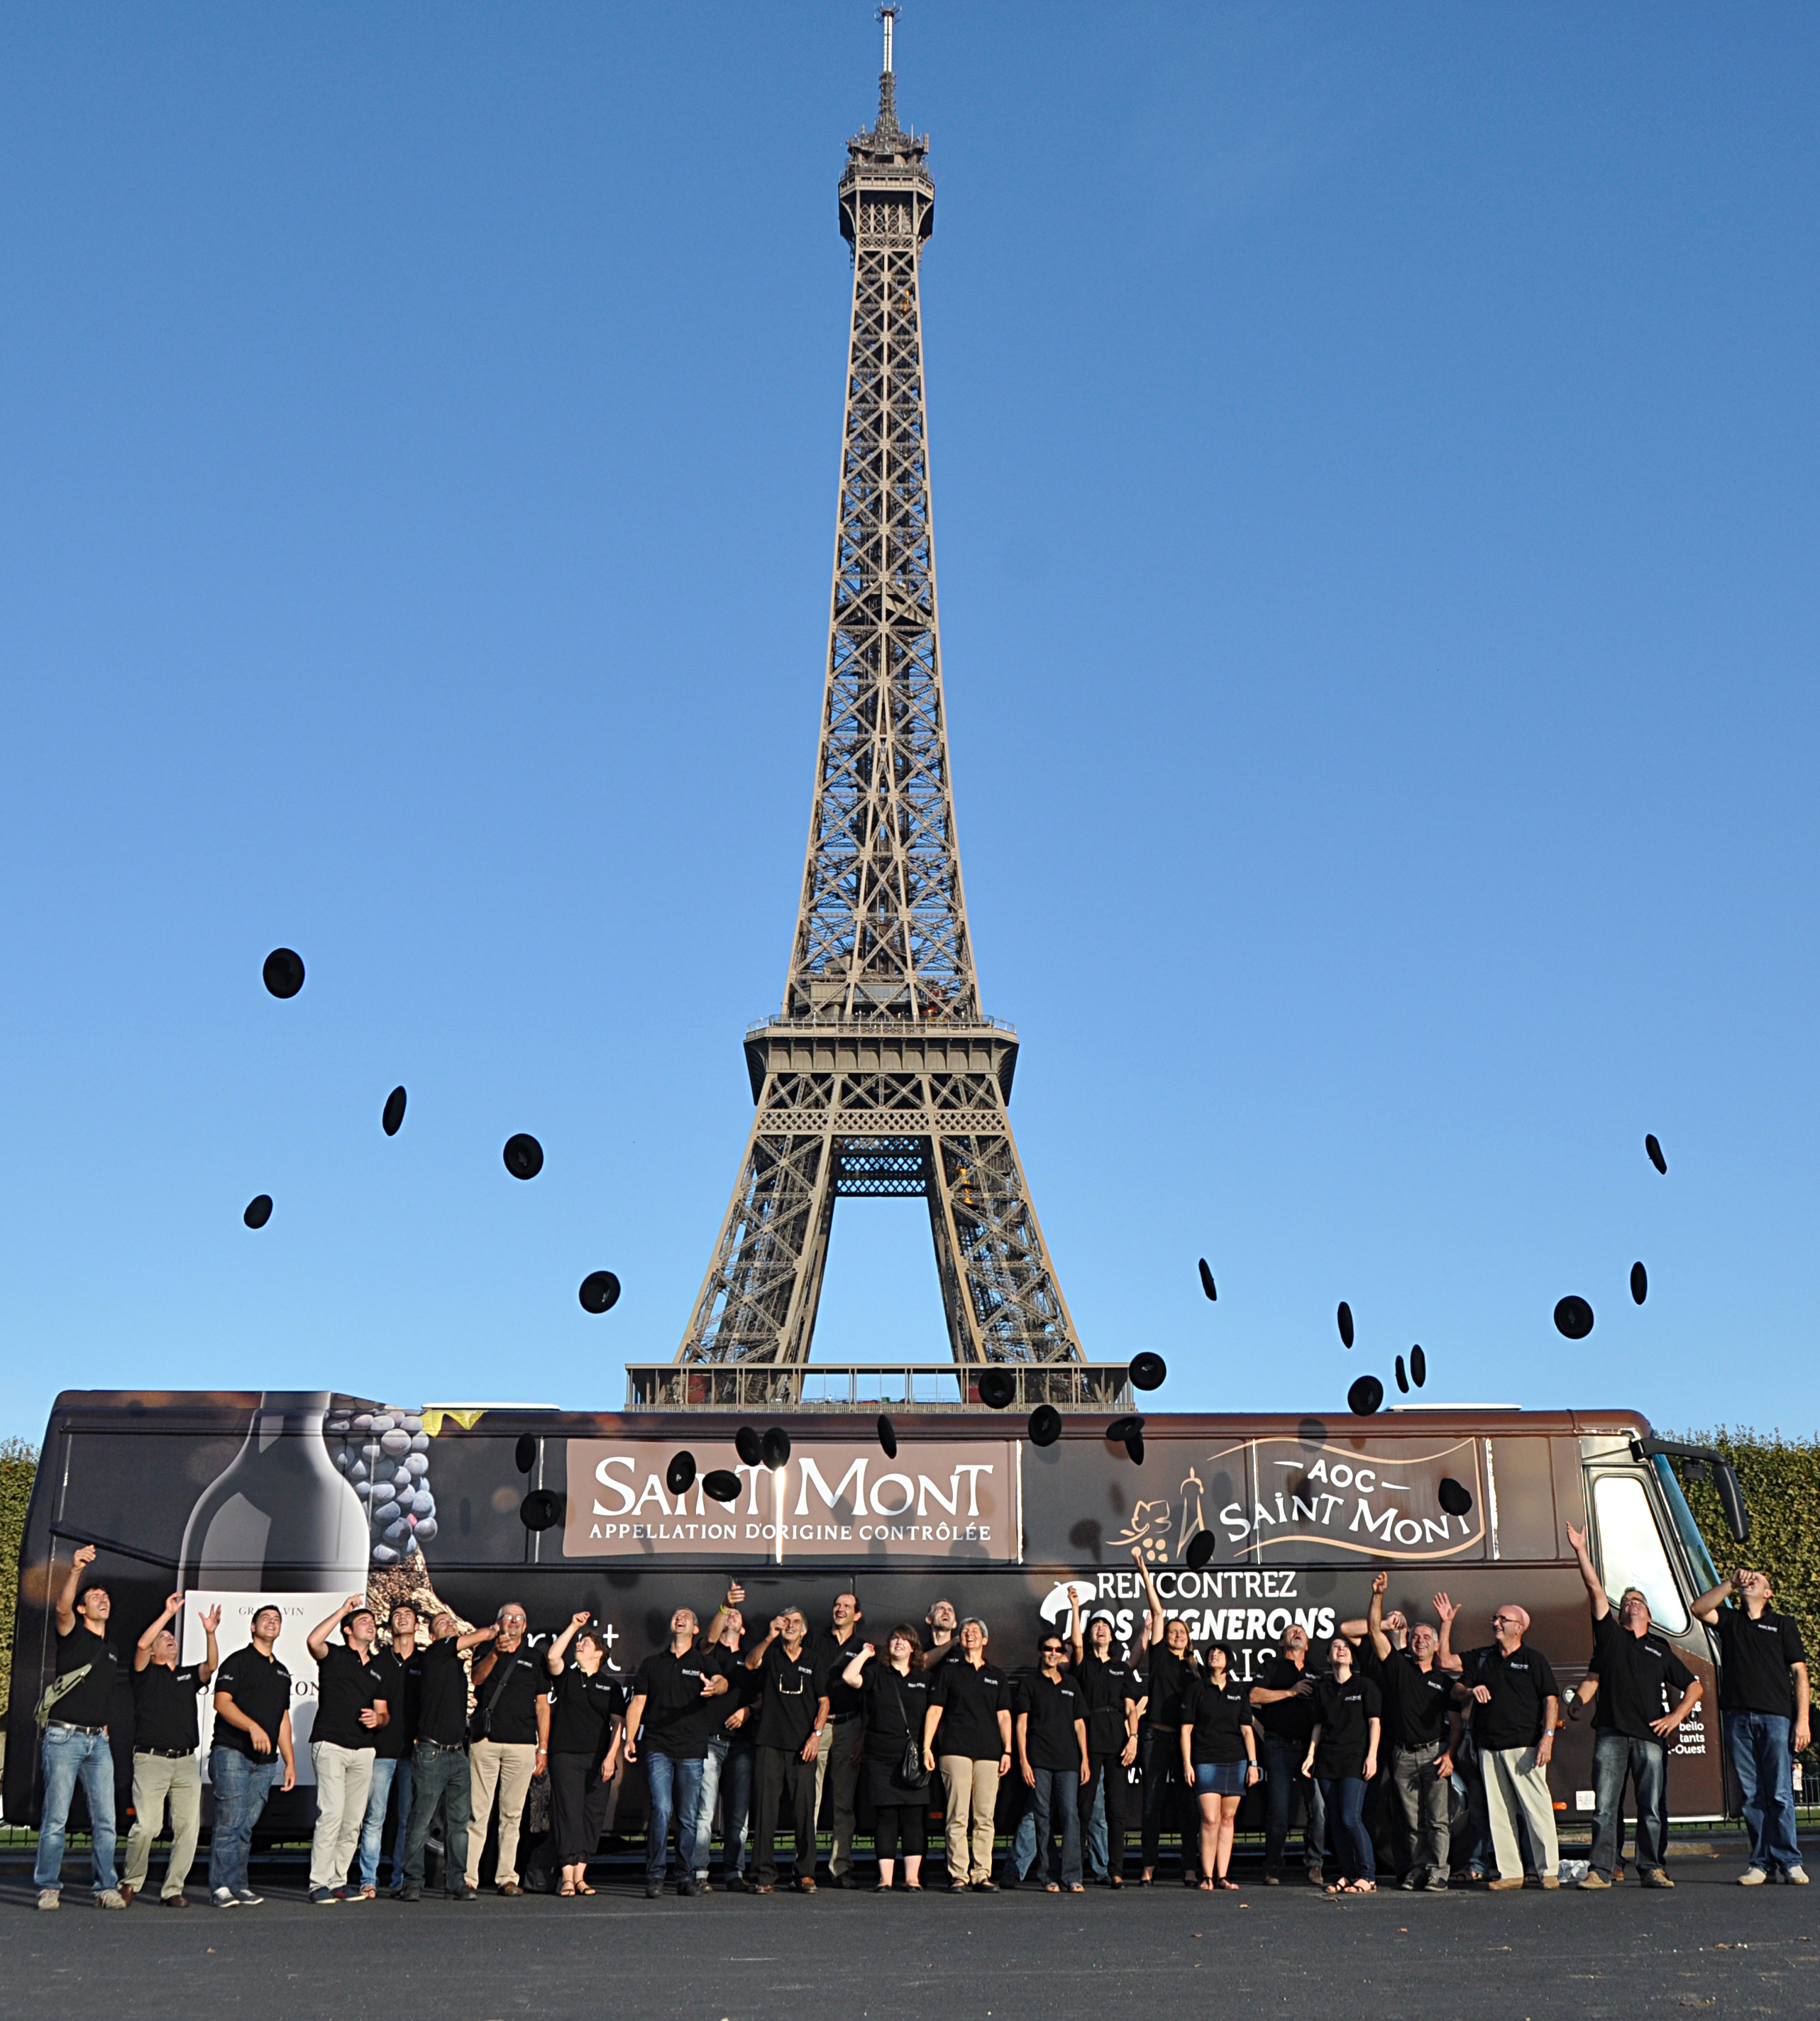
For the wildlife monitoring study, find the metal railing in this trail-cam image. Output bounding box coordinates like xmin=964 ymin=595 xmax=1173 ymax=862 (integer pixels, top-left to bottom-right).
xmin=624 ymin=1362 xmax=1132 ymax=1414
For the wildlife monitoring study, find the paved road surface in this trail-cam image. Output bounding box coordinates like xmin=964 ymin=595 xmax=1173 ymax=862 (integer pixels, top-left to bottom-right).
xmin=6 ymin=1860 xmax=1814 ymax=2020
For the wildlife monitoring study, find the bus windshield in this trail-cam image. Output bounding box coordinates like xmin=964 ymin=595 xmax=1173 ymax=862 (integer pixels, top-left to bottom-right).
xmin=1650 ymin=1454 xmax=1721 ymax=1598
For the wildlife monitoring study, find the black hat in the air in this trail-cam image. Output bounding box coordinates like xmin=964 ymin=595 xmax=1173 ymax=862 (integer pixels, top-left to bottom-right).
xmin=1198 ymin=1259 xmax=1217 ymax=1301
xmin=1129 ymin=1353 xmax=1167 ymax=1392
xmin=735 ymin=1426 xmax=764 ymax=1468
xmin=977 ymin=1369 xmax=1016 ymax=1410
xmin=243 ymin=1194 xmax=272 ymax=1229
xmin=760 ymin=1426 xmax=791 ymax=1470
xmin=1410 ymin=1344 xmax=1426 ymax=1388
xmin=1631 ymin=1262 xmax=1648 ymax=1306
xmin=263 ymin=948 xmax=305 ymax=999
xmin=702 ymin=1470 xmax=741 ymax=1504
xmin=1185 ymin=1530 xmax=1215 ymax=1571
xmin=666 ymin=1451 xmax=697 ymax=1497
xmin=1027 ymin=1405 xmax=1062 ymax=1448
xmin=503 ymin=1133 xmax=544 ymax=1180
xmin=1347 ymin=1375 xmax=1383 ymax=1416
xmin=1438 ymin=1477 xmax=1474 ymax=1518
xmin=579 ymin=1271 xmax=621 ymax=1314
xmin=382 ymin=1086 xmax=407 ymax=1137
xmin=877 ymin=1415 xmax=898 ymax=1459
xmin=1554 ymin=1295 xmax=1594 ymax=1340
xmin=1645 ymin=1133 xmax=1667 ymax=1176
xmin=1337 ymin=1301 xmax=1355 ymax=1349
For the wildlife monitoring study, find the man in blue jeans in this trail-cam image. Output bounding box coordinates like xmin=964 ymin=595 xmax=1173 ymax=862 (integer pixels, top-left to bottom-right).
xmin=1694 ymin=1566 xmax=1811 ymax=1886
xmin=693 ymin=1599 xmax=754 ymax=1892
xmin=358 ymin=1603 xmax=422 ymax=1896
xmin=34 ymin=1543 xmax=127 ymax=1910
xmin=1250 ymin=1624 xmax=1327 ymax=1883
xmin=1567 ymin=1522 xmax=1702 ymax=1889
xmin=208 ymin=1606 xmax=297 ymax=1907
xmin=624 ymin=1606 xmax=729 ymax=1898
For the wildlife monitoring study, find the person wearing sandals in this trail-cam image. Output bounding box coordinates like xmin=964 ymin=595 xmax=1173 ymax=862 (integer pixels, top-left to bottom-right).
xmin=1179 ymin=1643 xmax=1259 ymax=1890
xmin=1132 ymin=1551 xmax=1200 ymax=1886
xmin=544 ymin=1614 xmax=624 ymax=1898
xmin=1015 ymin=1628 xmax=1090 ymax=1893
xmin=844 ymin=1626 xmax=933 ymax=1890
xmin=1303 ymin=1638 xmax=1381 ymax=1895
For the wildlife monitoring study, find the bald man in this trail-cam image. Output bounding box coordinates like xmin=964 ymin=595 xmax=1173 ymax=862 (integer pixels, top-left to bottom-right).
xmin=1440 ymin=1601 xmax=1560 ymax=1892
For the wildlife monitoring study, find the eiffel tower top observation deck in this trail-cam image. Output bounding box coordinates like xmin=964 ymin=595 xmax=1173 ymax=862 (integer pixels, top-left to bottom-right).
xmin=636 ymin=17 xmax=1119 ymax=1414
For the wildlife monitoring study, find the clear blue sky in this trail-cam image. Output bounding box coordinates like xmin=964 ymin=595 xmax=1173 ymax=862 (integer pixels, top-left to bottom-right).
xmin=3 ymin=4 xmax=1815 ymax=1443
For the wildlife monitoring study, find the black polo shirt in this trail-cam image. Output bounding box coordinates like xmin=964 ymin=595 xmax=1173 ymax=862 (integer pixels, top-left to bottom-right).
xmin=1713 ymin=1606 xmax=1807 ymax=1717
xmin=814 ymin=1627 xmax=867 ymax=1719
xmin=1587 ymin=1616 xmax=1696 ymax=1741
xmin=1181 ymin=1675 xmax=1254 ymax=1765
xmin=861 ymin=1663 xmax=932 ymax=1763
xmin=634 ymin=1642 xmax=730 ymax=1760
xmin=414 ymin=1637 xmax=470 ymax=1748
xmin=50 ymin=1624 xmax=120 ymax=1729
xmin=473 ymin=1641 xmax=547 ymax=1745
xmin=1143 ymin=1646 xmax=1196 ymax=1731
xmin=1460 ymin=1642 xmax=1560 ymax=1752
xmin=930 ymin=1657 xmax=1011 ymax=1761
xmin=212 ymin=1643 xmax=292 ymax=1758
xmin=313 ymin=1643 xmax=385 ymax=1751
xmin=751 ymin=1641 xmax=828 ymax=1753
xmin=1074 ymin=1653 xmax=1142 ymax=1756
xmin=133 ymin=1662 xmax=205 ymax=1753
xmin=370 ymin=1647 xmax=421 ymax=1760
xmin=1017 ymin=1671 xmax=1086 ymax=1773
xmin=1311 ymin=1674 xmax=1381 ymax=1780
xmin=1251 ymin=1654 xmax=1318 ymax=1747
xmin=1378 ymin=1649 xmax=1457 ymax=1751
xmin=548 ymin=1666 xmax=625 ymax=1758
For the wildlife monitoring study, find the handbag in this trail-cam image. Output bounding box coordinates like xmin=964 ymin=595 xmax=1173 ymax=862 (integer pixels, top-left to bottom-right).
xmin=892 ymin=1677 xmax=930 ymax=1791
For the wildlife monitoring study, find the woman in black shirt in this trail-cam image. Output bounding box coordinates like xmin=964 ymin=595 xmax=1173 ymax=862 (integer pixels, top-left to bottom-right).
xmin=1178 ymin=1645 xmax=1259 ymax=1890
xmin=1067 ymin=1590 xmax=1141 ymax=1887
xmin=1301 ymin=1637 xmax=1381 ymax=1893
xmin=544 ymin=1614 xmax=625 ymax=1896
xmin=844 ymin=1626 xmax=933 ymax=1890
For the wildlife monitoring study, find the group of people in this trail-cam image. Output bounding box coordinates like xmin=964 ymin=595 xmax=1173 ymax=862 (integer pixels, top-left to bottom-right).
xmin=29 ymin=1535 xmax=1810 ymax=1907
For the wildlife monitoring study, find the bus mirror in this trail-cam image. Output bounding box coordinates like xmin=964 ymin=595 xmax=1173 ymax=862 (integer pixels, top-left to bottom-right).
xmin=1716 ymin=1463 xmax=1749 ymax=1546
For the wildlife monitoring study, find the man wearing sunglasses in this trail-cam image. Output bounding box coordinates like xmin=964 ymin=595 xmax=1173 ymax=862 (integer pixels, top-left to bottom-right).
xmin=1439 ymin=1599 xmax=1560 ymax=1891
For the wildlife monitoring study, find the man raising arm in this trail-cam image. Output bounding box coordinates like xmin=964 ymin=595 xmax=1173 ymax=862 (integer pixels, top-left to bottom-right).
xmin=1692 ymin=1566 xmax=1809 ymax=1885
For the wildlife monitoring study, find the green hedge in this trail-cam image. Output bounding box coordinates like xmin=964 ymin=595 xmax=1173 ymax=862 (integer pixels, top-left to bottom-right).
xmin=0 ymin=1439 xmax=38 ymax=1712
xmin=1672 ymin=1425 xmax=1819 ymax=1723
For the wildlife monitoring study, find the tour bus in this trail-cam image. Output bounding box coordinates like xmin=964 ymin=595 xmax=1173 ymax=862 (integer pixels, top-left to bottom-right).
xmin=4 ymin=1389 xmax=1748 ymax=1846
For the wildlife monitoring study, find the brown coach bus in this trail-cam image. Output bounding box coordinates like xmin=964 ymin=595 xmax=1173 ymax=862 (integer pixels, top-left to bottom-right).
xmin=3 ymin=1390 xmax=1748 ymax=1844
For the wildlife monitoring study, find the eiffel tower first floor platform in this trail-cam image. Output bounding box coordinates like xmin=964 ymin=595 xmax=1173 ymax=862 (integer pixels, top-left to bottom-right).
xmin=672 ymin=1020 xmax=1089 ymax=1389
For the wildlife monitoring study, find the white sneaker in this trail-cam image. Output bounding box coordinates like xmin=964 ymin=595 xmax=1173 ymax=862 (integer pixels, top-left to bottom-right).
xmin=211 ymin=1887 xmax=240 ymax=1908
xmin=96 ymin=1890 xmax=127 ymax=1910
xmin=36 ymin=1890 xmax=60 ymax=1912
xmin=1785 ymin=1867 xmax=1809 ymax=1885
xmin=1738 ymin=1866 xmax=1768 ymax=1886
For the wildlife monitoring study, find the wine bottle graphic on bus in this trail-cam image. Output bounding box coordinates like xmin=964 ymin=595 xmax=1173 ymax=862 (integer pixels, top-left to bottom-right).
xmin=177 ymin=1390 xmax=371 ymax=1780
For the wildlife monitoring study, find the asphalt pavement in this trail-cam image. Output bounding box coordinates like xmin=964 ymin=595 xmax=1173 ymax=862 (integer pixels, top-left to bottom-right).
xmin=5 ymin=1858 xmax=1815 ymax=2021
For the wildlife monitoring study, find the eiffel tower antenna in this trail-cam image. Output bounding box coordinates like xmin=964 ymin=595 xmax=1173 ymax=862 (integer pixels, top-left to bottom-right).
xmin=671 ymin=20 xmax=1085 ymax=1398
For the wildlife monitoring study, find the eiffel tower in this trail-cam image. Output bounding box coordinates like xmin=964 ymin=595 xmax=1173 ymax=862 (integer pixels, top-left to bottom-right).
xmin=672 ymin=15 xmax=1086 ymax=1402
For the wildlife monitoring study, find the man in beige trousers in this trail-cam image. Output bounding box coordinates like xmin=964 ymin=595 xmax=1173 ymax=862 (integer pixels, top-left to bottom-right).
xmin=465 ymin=1602 xmax=550 ymax=1895
xmin=304 ymin=1598 xmax=389 ymax=1904
xmin=123 ymin=1593 xmax=219 ymax=1905
xmin=1438 ymin=1596 xmax=1561 ymax=1890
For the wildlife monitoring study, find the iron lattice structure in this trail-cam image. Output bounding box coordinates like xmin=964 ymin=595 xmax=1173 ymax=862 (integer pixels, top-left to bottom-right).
xmin=675 ymin=29 xmax=1083 ymax=1390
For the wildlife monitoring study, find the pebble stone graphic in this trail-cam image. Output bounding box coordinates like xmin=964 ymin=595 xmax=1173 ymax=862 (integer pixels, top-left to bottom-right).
xmin=327 ymin=1405 xmax=436 ymax=1565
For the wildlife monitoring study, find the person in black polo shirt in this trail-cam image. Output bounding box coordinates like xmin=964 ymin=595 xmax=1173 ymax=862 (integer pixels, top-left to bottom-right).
xmin=544 ymin=1613 xmax=627 ymax=1895
xmin=304 ymin=1597 xmax=389 ymax=1905
xmin=1250 ymin=1621 xmax=1325 ymax=1885
xmin=811 ymin=1590 xmax=866 ymax=1887
xmin=209 ymin=1604 xmax=297 ymax=1908
xmin=1132 ymin=1552 xmax=1200 ymax=1886
xmin=465 ymin=1601 xmax=549 ymax=1898
xmin=1069 ymin=1593 xmax=1142 ymax=1885
xmin=1693 ymin=1565 xmax=1811 ymax=1886
xmin=1440 ymin=1599 xmax=1560 ymax=1891
xmin=1017 ymin=1630 xmax=1089 ymax=1893
xmin=1566 ymin=1524 xmax=1700 ymax=1891
xmin=1180 ymin=1644 xmax=1259 ymax=1890
xmin=1302 ymin=1637 xmax=1381 ymax=1893
xmin=398 ymin=1610 xmax=498 ymax=1902
xmin=1364 ymin=1576 xmax=1461 ymax=1893
xmin=358 ymin=1602 xmax=424 ymax=1898
xmin=33 ymin=1543 xmax=128 ymax=1910
xmin=624 ymin=1606 xmax=730 ymax=1898
xmin=123 ymin=1592 xmax=220 ymax=1906
xmin=844 ymin=1627 xmax=934 ymax=1890
xmin=924 ymin=1617 xmax=1013 ymax=1891
xmin=746 ymin=1609 xmax=832 ymax=1893
xmin=694 ymin=1598 xmax=759 ymax=1893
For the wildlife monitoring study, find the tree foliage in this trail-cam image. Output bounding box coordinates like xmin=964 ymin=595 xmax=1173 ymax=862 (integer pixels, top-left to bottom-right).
xmin=0 ymin=1438 xmax=39 ymax=1711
